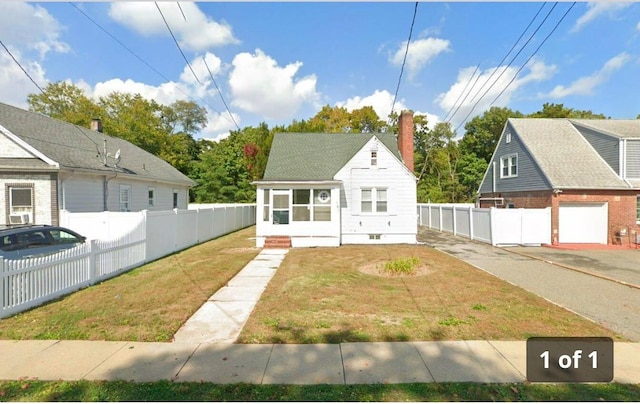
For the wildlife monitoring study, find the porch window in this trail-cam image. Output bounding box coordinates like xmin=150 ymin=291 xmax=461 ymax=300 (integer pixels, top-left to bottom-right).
xmin=119 ymin=185 xmax=131 ymax=212
xmin=263 ymin=189 xmax=270 ymax=221
xmin=272 ymin=193 xmax=290 ymax=224
xmin=293 ymin=189 xmax=311 ymax=221
xmin=313 ymin=189 xmax=331 ymax=221
xmin=500 ymin=154 xmax=517 ymax=178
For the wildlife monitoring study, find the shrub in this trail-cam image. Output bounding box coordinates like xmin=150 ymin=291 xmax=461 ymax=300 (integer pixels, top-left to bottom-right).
xmin=381 ymin=257 xmax=420 ymax=276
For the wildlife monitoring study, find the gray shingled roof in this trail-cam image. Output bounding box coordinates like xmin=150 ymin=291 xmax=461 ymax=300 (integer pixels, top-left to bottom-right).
xmin=570 ymin=119 xmax=640 ymax=139
xmin=509 ymin=118 xmax=631 ymax=189
xmin=0 ymin=102 xmax=194 ymax=186
xmin=263 ymin=132 xmax=401 ymax=181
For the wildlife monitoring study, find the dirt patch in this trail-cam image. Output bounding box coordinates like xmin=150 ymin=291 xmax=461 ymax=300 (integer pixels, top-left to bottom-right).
xmin=358 ymin=260 xmax=434 ymax=277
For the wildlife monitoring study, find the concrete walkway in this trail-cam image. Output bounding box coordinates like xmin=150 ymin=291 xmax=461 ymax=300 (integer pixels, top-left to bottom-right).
xmin=173 ymin=248 xmax=289 ymax=344
xmin=1 ymin=339 xmax=638 ymax=383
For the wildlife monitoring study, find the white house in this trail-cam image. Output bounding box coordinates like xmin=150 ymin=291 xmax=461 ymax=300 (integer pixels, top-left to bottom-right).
xmin=0 ymin=102 xmax=194 ymax=226
xmin=254 ymin=110 xmax=417 ymax=248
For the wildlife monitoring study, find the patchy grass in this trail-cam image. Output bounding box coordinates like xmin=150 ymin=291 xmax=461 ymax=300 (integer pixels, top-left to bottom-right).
xmin=0 ymin=227 xmax=259 ymax=342
xmin=381 ymin=257 xmax=420 ymax=276
xmin=238 ymin=245 xmax=623 ymax=344
xmin=0 ymin=380 xmax=639 ymax=402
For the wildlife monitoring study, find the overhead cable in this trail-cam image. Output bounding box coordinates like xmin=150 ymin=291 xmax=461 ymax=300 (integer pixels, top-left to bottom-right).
xmin=390 ymin=1 xmax=419 ymax=122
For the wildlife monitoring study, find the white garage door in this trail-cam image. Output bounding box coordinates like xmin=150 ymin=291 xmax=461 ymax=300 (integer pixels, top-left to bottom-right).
xmin=558 ymin=202 xmax=608 ymax=244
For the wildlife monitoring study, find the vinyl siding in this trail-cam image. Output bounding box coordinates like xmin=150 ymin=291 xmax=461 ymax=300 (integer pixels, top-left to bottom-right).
xmin=479 ymin=123 xmax=551 ymax=194
xmin=61 ymin=175 xmax=104 ymax=212
xmin=626 ymin=140 xmax=640 ymax=179
xmin=575 ymin=125 xmax=620 ymax=174
xmin=335 ymin=137 xmax=417 ymax=241
xmin=0 ymin=133 xmax=33 ymax=158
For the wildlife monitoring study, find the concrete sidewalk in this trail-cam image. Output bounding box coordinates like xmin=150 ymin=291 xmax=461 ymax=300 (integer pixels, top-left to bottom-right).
xmin=1 ymin=339 xmax=638 ymax=383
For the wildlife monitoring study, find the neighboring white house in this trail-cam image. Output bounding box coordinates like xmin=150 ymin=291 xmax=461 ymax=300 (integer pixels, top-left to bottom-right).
xmin=0 ymin=102 xmax=194 ymax=226
xmin=253 ymin=110 xmax=418 ymax=248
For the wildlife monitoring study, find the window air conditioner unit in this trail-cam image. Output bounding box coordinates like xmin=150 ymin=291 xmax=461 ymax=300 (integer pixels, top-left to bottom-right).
xmin=9 ymin=214 xmax=30 ymax=224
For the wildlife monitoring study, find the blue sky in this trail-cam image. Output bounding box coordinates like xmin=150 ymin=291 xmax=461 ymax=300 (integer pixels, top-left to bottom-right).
xmin=1 ymin=2 xmax=639 ymax=141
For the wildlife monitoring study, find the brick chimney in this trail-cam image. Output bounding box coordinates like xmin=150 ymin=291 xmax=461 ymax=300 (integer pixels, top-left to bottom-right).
xmin=91 ymin=118 xmax=103 ymax=133
xmin=397 ymin=110 xmax=414 ymax=172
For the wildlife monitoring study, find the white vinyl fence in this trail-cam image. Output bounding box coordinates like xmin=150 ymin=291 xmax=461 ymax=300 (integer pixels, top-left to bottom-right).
xmin=1 ymin=204 xmax=256 ymax=319
xmin=418 ymin=203 xmax=551 ymax=246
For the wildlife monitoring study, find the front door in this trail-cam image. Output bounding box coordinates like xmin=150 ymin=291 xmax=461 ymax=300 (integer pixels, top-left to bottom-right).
xmin=271 ymin=190 xmax=290 ymax=225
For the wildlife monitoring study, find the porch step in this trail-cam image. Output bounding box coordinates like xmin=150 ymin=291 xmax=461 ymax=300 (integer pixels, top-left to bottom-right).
xmin=264 ymin=236 xmax=291 ymax=248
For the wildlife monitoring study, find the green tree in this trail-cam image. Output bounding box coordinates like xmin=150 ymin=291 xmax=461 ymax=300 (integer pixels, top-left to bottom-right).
xmin=528 ymin=103 xmax=608 ymax=119
xmin=27 ymin=81 xmax=102 ymax=127
xmin=458 ymin=106 xmax=523 ymax=163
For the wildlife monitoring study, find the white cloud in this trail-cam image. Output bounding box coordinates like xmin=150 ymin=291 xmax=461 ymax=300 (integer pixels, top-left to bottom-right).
xmin=228 ymin=49 xmax=320 ymax=120
xmin=390 ymin=38 xmax=451 ymax=80
xmin=546 ymin=52 xmax=631 ymax=98
xmin=437 ymin=60 xmax=556 ymax=129
xmin=0 ymin=2 xmax=70 ymax=59
xmin=91 ymin=78 xmax=186 ymax=106
xmin=0 ymin=51 xmax=47 ymax=109
xmin=571 ymin=2 xmax=633 ymax=33
xmin=108 ymin=2 xmax=239 ymax=52
xmin=200 ymin=109 xmax=240 ymax=140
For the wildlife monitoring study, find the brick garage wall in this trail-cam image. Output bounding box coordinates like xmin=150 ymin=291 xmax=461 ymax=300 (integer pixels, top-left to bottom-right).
xmin=552 ymin=190 xmax=639 ymax=246
xmin=478 ymin=191 xmax=552 ymax=209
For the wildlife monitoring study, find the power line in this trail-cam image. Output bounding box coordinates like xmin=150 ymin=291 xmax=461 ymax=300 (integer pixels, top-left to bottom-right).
xmin=177 ymin=3 xmax=187 ymax=21
xmin=202 ymin=57 xmax=240 ymax=131
xmin=489 ymin=2 xmax=576 ymax=107
xmin=69 ymin=2 xmax=237 ymax=128
xmin=155 ymin=2 xmax=201 ymax=85
xmin=1 ymin=39 xmax=105 ymax=155
xmin=452 ymin=2 xmax=561 ymax=132
xmin=442 ymin=64 xmax=480 ymax=123
xmin=0 ymin=40 xmax=45 ymax=94
xmin=390 ymin=1 xmax=418 ymax=121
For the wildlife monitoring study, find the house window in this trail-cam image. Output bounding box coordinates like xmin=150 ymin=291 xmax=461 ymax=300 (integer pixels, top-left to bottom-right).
xmin=8 ymin=185 xmax=34 ymax=223
xmin=500 ymin=154 xmax=518 ymax=178
xmin=119 ymin=185 xmax=131 ymax=212
xmin=292 ymin=189 xmax=311 ymax=221
xmin=313 ymin=189 xmax=331 ymax=221
xmin=636 ymin=195 xmax=640 ymax=223
xmin=361 ymin=188 xmax=387 ymax=213
xmin=263 ymin=189 xmax=270 ymax=221
xmin=506 ymin=132 xmax=512 ymax=143
xmin=173 ymin=190 xmax=179 ymax=209
xmin=371 ymin=151 xmax=378 ymax=166
xmin=148 ymin=187 xmax=155 ymax=207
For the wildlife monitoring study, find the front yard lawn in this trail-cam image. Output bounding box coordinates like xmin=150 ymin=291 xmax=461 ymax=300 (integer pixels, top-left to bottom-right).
xmin=238 ymin=245 xmax=622 ymax=343
xmin=0 ymin=227 xmax=260 ymax=342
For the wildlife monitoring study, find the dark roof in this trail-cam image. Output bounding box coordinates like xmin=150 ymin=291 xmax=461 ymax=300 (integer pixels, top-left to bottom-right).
xmin=262 ymin=132 xmax=401 ymax=181
xmin=0 ymin=102 xmax=194 ymax=186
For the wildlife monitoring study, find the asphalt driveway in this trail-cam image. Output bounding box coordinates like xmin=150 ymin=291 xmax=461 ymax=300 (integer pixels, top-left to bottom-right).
xmin=505 ymin=246 xmax=640 ymax=288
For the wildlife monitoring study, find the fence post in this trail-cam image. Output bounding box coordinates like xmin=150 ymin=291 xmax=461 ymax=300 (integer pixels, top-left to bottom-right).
xmin=452 ymin=206 xmax=457 ymax=236
xmin=89 ymin=239 xmax=97 ymax=284
xmin=439 ymin=205 xmax=443 ymax=231
xmin=469 ymin=206 xmax=475 ymax=240
xmin=489 ymin=208 xmax=497 ymax=246
xmin=428 ymin=205 xmax=432 ymax=228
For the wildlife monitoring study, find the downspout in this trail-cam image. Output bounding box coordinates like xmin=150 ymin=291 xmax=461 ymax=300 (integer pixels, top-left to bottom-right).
xmin=103 ymin=172 xmax=118 ymax=211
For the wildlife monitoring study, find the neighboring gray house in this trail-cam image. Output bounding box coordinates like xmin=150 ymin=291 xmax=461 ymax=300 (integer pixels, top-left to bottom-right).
xmin=478 ymin=118 xmax=640 ymax=245
xmin=0 ymin=102 xmax=194 ymax=226
xmin=253 ymin=110 xmax=418 ymax=248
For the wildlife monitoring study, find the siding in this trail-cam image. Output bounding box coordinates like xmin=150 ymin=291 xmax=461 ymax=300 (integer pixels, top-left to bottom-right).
xmin=626 ymin=140 xmax=640 ymax=179
xmin=0 ymin=133 xmax=33 ymax=158
xmin=479 ymin=122 xmax=551 ymax=194
xmin=61 ymin=174 xmax=104 ymax=212
xmin=334 ymin=137 xmax=416 ymax=240
xmin=575 ymin=125 xmax=620 ymax=174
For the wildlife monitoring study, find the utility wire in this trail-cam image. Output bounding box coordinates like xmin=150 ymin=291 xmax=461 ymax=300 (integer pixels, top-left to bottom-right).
xmin=488 ymin=2 xmax=576 ymax=107
xmin=1 ymin=38 xmax=105 ymax=155
xmin=452 ymin=2 xmax=560 ymax=132
xmin=69 ymin=2 xmax=237 ymax=127
xmin=177 ymin=2 xmax=187 ymax=21
xmin=390 ymin=1 xmax=418 ymax=121
xmin=442 ymin=64 xmax=480 ymax=123
xmin=202 ymin=57 xmax=240 ymax=131
xmin=155 ymin=2 xmax=201 ymax=85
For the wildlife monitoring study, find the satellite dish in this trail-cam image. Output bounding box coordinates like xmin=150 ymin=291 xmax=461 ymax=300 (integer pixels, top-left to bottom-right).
xmin=114 ymin=149 xmax=121 ymax=166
